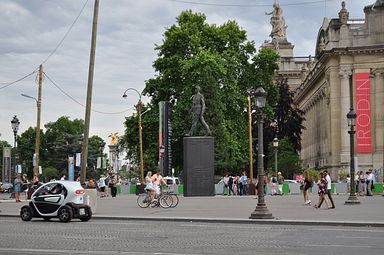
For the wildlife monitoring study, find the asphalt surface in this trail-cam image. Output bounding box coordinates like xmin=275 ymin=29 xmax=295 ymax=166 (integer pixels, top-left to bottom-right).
xmin=1 ymin=218 xmax=384 ymax=255
xmin=1 ymin=192 xmax=383 ymax=227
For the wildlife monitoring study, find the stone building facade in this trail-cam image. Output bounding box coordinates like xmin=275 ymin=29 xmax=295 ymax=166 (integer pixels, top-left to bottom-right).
xmin=263 ymin=1 xmax=384 ymax=180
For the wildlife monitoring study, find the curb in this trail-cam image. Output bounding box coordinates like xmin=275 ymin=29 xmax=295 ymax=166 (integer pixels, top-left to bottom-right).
xmin=1 ymin=213 xmax=383 ymax=228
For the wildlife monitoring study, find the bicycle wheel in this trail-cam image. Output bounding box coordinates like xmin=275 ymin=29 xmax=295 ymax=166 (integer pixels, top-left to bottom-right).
xmin=159 ymin=194 xmax=173 ymax=208
xmin=137 ymin=193 xmax=150 ymax=208
xmin=170 ymin=194 xmax=179 ymax=208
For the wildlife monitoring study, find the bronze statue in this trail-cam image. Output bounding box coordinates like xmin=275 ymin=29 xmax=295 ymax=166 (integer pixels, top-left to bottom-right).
xmin=186 ymin=85 xmax=212 ymax=136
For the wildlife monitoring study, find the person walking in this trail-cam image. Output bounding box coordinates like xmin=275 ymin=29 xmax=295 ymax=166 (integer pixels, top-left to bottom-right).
xmin=22 ymin=174 xmax=30 ymax=201
xmin=366 ymin=169 xmax=374 ymax=196
xmin=314 ymin=172 xmax=331 ymax=209
xmin=318 ymin=170 xmax=335 ymax=209
xmin=270 ymin=174 xmax=277 ymax=195
xmin=109 ymin=174 xmax=117 ymax=197
xmin=277 ymin=172 xmax=284 ymax=195
xmin=302 ymin=170 xmax=312 ymax=205
xmin=356 ymin=170 xmax=365 ymax=196
xmin=227 ymin=175 xmax=234 ymax=196
xmin=98 ymin=174 xmax=107 ymax=197
xmin=223 ymin=173 xmax=229 ymax=195
xmin=14 ymin=174 xmax=22 ymax=202
xmin=239 ymin=171 xmax=248 ymax=196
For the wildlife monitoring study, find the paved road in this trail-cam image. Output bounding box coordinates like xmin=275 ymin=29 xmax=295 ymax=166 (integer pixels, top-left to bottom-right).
xmin=0 ymin=218 xmax=383 ymax=255
xmin=1 ymin=193 xmax=383 ymax=226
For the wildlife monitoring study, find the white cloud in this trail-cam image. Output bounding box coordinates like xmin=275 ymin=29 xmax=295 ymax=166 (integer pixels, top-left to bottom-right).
xmin=0 ymin=0 xmax=376 ymax=145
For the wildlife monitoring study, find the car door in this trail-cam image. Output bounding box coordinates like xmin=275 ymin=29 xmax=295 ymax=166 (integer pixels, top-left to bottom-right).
xmin=32 ymin=183 xmax=65 ymax=215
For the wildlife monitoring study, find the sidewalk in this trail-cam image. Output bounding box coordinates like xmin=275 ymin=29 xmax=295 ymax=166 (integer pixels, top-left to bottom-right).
xmin=1 ymin=193 xmax=383 ymax=227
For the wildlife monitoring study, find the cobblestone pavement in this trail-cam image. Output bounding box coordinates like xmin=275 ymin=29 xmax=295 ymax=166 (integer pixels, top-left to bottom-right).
xmin=0 ymin=218 xmax=383 ymax=255
xmin=1 ymin=193 xmax=383 ymax=226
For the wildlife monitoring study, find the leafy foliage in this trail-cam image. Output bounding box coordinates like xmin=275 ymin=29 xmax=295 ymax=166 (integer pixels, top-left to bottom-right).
xmin=275 ymin=78 xmax=305 ymax=152
xmin=267 ymin=138 xmax=301 ymax=179
xmin=121 ymin=10 xmax=280 ymax=176
xmin=16 ymin=116 xmax=105 ymax=179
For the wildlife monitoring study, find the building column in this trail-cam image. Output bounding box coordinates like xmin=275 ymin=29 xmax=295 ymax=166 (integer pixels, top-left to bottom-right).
xmin=374 ymin=70 xmax=384 ymax=178
xmin=339 ymin=68 xmax=352 ymax=163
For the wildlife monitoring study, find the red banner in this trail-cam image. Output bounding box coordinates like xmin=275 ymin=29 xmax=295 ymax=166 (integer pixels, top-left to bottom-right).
xmin=355 ymin=73 xmax=371 ymax=153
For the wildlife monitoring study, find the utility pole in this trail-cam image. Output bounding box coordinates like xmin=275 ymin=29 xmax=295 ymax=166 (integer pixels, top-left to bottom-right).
xmin=34 ymin=64 xmax=43 ymax=177
xmin=81 ymin=0 xmax=99 ymax=183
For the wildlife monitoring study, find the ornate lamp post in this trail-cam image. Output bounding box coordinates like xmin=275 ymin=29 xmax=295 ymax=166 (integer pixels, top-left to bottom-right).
xmin=123 ymin=88 xmax=144 ymax=183
xmin=11 ymin=116 xmax=20 ymax=190
xmin=273 ymin=136 xmax=279 ymax=178
xmin=250 ymin=87 xmax=274 ymax=219
xmin=345 ymin=109 xmax=360 ymax=205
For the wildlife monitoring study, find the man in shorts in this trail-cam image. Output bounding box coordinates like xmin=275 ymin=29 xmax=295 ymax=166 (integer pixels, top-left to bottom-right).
xmin=151 ymin=170 xmax=166 ymax=198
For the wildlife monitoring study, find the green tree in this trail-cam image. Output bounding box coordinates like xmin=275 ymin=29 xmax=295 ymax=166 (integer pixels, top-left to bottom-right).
xmin=121 ymin=10 xmax=279 ymax=175
xmin=40 ymin=166 xmax=60 ymax=182
xmin=267 ymin=138 xmax=301 ymax=179
xmin=17 ymin=127 xmax=44 ymax=178
xmin=275 ymin=78 xmax=305 ymax=152
xmin=15 ymin=116 xmax=105 ymax=180
xmin=44 ymin=116 xmax=84 ymax=171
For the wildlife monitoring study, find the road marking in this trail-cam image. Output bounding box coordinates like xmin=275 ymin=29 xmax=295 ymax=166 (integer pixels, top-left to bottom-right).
xmin=0 ymin=248 xmax=194 ymax=255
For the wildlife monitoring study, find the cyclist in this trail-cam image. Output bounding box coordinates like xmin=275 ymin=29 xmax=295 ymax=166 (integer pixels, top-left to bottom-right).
xmin=151 ymin=169 xmax=166 ymax=200
xmin=144 ymin=171 xmax=155 ymax=202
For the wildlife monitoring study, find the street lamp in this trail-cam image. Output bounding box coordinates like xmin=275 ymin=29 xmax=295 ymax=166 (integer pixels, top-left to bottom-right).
xmin=250 ymin=87 xmax=274 ymax=219
xmin=11 ymin=115 xmax=20 ymax=186
xmin=21 ymin=93 xmax=41 ymax=177
xmin=273 ymin=136 xmax=279 ymax=177
xmin=345 ymin=109 xmax=360 ymax=205
xmin=123 ymin=88 xmax=144 ymax=184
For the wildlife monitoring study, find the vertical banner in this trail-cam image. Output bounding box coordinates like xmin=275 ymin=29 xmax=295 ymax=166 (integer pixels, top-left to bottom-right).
xmin=68 ymin=156 xmax=75 ymax=181
xmin=158 ymin=101 xmax=172 ymax=177
xmin=2 ymin=147 xmax=11 ymax=183
xmin=355 ymin=73 xmax=372 ymax=153
xmin=75 ymin=153 xmax=81 ymax=167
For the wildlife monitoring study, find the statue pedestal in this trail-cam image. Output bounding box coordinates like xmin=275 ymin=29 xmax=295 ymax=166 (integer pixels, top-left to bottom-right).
xmin=183 ymin=137 xmax=214 ymax=197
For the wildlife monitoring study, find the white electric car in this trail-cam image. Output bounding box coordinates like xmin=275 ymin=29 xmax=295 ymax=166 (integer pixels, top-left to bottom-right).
xmin=20 ymin=181 xmax=92 ymax=223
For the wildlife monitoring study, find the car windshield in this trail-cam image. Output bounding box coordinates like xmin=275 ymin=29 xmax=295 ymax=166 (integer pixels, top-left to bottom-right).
xmin=35 ymin=183 xmax=67 ymax=197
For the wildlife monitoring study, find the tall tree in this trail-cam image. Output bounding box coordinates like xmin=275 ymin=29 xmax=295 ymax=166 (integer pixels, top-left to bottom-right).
xmin=16 ymin=116 xmax=105 ymax=179
xmin=275 ymin=78 xmax=305 ymax=152
xmin=121 ymin=10 xmax=279 ymax=175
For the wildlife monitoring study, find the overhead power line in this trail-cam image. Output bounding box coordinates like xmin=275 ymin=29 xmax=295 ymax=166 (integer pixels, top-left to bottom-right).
xmin=40 ymin=0 xmax=89 ymax=65
xmin=43 ymin=71 xmax=132 ymax=115
xmin=0 ymin=71 xmax=37 ymax=91
xmin=168 ymin=0 xmax=336 ymax=7
xmin=0 ymin=1 xmax=89 ymax=91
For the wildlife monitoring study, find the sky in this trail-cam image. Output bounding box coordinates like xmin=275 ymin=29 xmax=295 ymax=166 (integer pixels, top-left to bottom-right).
xmin=0 ymin=0 xmax=375 ymax=147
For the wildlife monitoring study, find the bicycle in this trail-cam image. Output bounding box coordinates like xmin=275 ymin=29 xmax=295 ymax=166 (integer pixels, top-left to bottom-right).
xmin=162 ymin=186 xmax=179 ymax=208
xmin=137 ymin=188 xmax=173 ymax=208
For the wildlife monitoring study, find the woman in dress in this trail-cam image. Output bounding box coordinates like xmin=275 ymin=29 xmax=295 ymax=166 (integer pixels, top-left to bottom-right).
xmin=302 ymin=170 xmax=312 ymax=205
xmin=22 ymin=174 xmax=30 ymax=201
xmin=145 ymin=171 xmax=155 ymax=201
xmin=314 ymin=172 xmax=330 ymax=209
xmin=14 ymin=174 xmax=22 ymax=202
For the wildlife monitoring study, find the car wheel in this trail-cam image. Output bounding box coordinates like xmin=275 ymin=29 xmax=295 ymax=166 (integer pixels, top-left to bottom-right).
xmin=79 ymin=205 xmax=92 ymax=222
xmin=20 ymin=205 xmax=33 ymax=221
xmin=43 ymin=217 xmax=52 ymax=221
xmin=58 ymin=205 xmax=73 ymax=223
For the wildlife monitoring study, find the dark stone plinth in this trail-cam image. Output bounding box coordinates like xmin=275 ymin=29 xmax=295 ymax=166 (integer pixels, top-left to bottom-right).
xmin=183 ymin=137 xmax=214 ymax=197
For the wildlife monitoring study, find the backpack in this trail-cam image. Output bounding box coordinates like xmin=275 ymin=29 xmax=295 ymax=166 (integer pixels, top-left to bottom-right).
xmin=104 ymin=177 xmax=109 ymax=186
